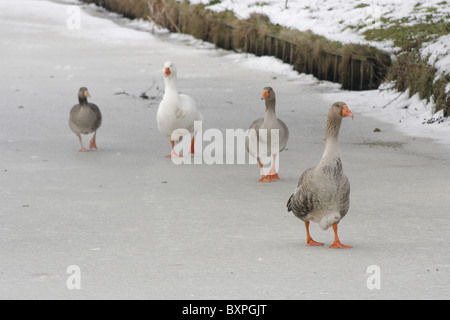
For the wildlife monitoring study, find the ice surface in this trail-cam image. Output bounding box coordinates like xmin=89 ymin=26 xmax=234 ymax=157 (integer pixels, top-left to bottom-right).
xmin=0 ymin=0 xmax=449 ymax=300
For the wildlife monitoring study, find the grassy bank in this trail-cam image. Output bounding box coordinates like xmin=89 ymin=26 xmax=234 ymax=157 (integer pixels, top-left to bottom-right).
xmin=359 ymin=5 xmax=450 ymax=116
xmin=80 ymin=0 xmax=449 ymax=115
xmin=81 ymin=0 xmax=390 ymax=91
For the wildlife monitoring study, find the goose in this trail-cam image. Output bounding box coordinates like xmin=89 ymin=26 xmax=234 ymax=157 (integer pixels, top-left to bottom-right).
xmin=246 ymin=87 xmax=289 ymax=182
xmin=286 ymin=102 xmax=353 ymax=248
xmin=156 ymin=61 xmax=203 ymax=158
xmin=69 ymin=87 xmax=102 ymax=152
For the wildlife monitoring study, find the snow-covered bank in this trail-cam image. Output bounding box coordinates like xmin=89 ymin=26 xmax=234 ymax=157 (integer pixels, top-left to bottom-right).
xmin=324 ymin=84 xmax=450 ymax=148
xmin=190 ymin=0 xmax=450 ymax=121
xmin=422 ymin=33 xmax=450 ymax=76
xmin=232 ymin=53 xmax=450 ymax=148
xmin=74 ymin=1 xmax=450 ymax=148
xmin=190 ymin=0 xmax=450 ymax=72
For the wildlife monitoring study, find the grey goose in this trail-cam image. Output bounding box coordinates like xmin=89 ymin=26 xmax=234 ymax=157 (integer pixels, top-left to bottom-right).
xmin=287 ymin=102 xmax=353 ymax=248
xmin=69 ymin=87 xmax=102 ymax=152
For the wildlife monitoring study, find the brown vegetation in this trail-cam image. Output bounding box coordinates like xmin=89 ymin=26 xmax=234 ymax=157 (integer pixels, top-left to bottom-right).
xmin=82 ymin=0 xmax=391 ymax=91
xmin=387 ymin=48 xmax=449 ymax=116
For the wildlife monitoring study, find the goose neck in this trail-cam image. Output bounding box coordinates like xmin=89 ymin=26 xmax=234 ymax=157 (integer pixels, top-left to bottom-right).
xmin=263 ymin=99 xmax=276 ymax=121
xmin=164 ymin=76 xmax=178 ymax=91
xmin=319 ymin=117 xmax=342 ymax=165
xmin=78 ymin=96 xmax=88 ymax=105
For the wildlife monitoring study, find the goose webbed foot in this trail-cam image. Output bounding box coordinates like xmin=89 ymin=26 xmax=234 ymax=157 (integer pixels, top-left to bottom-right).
xmin=267 ymin=173 xmax=280 ymax=180
xmin=165 ymin=152 xmax=182 ymax=158
xmin=77 ymin=136 xmax=89 ymax=152
xmin=166 ymin=140 xmax=182 ymax=158
xmin=258 ymin=175 xmax=275 ymax=182
xmin=305 ymin=221 xmax=324 ymax=246
xmin=329 ymin=223 xmax=352 ymax=249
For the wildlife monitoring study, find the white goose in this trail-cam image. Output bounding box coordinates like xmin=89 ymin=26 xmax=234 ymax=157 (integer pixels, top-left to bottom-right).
xmin=287 ymin=102 xmax=353 ymax=248
xmin=156 ymin=61 xmax=203 ymax=157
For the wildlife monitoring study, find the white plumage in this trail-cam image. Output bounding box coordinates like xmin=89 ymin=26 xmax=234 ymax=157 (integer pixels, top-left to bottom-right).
xmin=157 ymin=61 xmax=203 ymax=157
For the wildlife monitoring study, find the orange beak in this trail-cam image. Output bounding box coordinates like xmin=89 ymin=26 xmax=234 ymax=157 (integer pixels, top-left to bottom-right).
xmin=261 ymin=90 xmax=269 ymax=99
xmin=164 ymin=67 xmax=171 ymax=76
xmin=342 ymin=105 xmax=354 ymax=118
xmin=84 ymin=91 xmax=91 ymax=98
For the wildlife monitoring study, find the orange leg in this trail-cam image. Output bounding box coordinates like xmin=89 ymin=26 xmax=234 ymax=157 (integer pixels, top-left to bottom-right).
xmin=165 ymin=140 xmax=182 ymax=158
xmin=190 ymin=136 xmax=195 ymax=154
xmin=268 ymin=173 xmax=280 ymax=180
xmin=267 ymin=154 xmax=280 ymax=180
xmin=77 ymin=136 xmax=88 ymax=152
xmin=329 ymin=223 xmax=352 ymax=249
xmin=186 ymin=132 xmax=198 ymax=156
xmin=191 ymin=135 xmax=195 ymax=154
xmin=89 ymin=132 xmax=98 ymax=150
xmin=305 ymin=221 xmax=324 ymax=246
xmin=258 ymin=159 xmax=275 ymax=182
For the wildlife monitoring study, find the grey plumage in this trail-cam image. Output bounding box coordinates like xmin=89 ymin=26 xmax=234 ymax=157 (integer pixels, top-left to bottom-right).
xmin=287 ymin=102 xmax=353 ymax=232
xmin=69 ymin=87 xmax=102 ymax=151
xmin=287 ymin=162 xmax=350 ymax=230
xmin=246 ymin=87 xmax=289 ymax=157
xmin=246 ymin=87 xmax=289 ymax=182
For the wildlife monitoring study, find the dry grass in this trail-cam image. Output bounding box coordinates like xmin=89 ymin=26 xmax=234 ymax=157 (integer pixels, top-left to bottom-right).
xmin=81 ymin=0 xmax=390 ymax=91
xmin=80 ymin=0 xmax=448 ymax=114
xmin=388 ymin=52 xmax=450 ymax=116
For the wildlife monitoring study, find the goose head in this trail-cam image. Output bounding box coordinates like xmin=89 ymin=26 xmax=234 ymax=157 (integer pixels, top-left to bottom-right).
xmin=78 ymin=87 xmax=91 ymax=103
xmin=261 ymin=87 xmax=275 ymax=101
xmin=330 ymin=101 xmax=353 ymax=119
xmin=164 ymin=61 xmax=177 ymax=78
